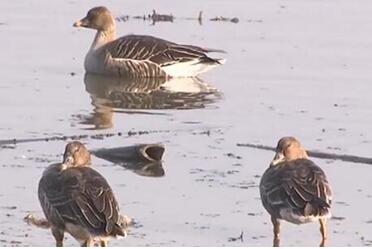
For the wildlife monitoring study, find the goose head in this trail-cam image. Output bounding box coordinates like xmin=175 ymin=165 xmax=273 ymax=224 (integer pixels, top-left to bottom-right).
xmin=63 ymin=141 xmax=92 ymax=168
xmin=270 ymin=136 xmax=309 ymax=166
xmin=73 ymin=6 xmax=115 ymax=32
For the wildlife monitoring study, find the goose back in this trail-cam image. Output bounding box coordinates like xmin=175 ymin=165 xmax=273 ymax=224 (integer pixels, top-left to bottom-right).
xmin=260 ymin=159 xmax=332 ymax=224
xmin=38 ymin=164 xmax=125 ymax=239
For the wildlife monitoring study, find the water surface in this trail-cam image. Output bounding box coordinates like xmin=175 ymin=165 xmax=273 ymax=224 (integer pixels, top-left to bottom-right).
xmin=0 ymin=0 xmax=372 ymax=246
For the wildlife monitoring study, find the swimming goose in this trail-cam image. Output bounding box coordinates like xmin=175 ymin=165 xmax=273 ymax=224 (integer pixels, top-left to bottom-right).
xmin=73 ymin=6 xmax=225 ymax=78
xmin=38 ymin=141 xmax=127 ymax=246
xmin=259 ymin=137 xmax=332 ymax=247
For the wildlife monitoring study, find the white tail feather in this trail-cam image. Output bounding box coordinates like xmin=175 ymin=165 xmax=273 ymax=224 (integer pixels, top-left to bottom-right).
xmin=161 ymin=58 xmax=225 ymax=77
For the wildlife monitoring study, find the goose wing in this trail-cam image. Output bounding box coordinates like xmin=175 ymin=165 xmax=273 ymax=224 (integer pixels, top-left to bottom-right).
xmin=106 ymin=35 xmax=222 ymax=66
xmin=38 ymin=165 xmax=123 ymax=236
xmin=260 ymin=159 xmax=332 ymax=217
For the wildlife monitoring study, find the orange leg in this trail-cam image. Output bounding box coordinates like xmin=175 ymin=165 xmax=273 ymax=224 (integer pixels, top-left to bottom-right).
xmin=271 ymin=216 xmax=280 ymax=247
xmin=319 ymin=218 xmax=327 ymax=247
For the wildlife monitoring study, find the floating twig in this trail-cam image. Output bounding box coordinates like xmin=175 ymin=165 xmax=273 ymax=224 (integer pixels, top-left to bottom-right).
xmin=210 ymin=16 xmax=239 ymax=23
xmin=198 ymin=11 xmax=203 ymax=25
xmin=151 ymin=9 xmax=174 ymax=23
xmin=116 ymin=15 xmax=130 ymax=22
xmin=237 ymin=143 xmax=372 ymax=165
xmin=228 ymin=231 xmax=244 ymax=242
xmin=117 ymin=9 xmax=174 ymax=25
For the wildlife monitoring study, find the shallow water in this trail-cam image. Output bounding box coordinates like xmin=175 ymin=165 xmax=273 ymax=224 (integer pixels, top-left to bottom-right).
xmin=1 ymin=0 xmax=372 ymax=246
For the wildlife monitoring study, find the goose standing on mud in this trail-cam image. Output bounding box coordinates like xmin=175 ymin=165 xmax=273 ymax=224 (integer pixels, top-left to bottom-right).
xmin=73 ymin=6 xmax=225 ymax=78
xmin=259 ymin=137 xmax=332 ymax=247
xmin=38 ymin=141 xmax=127 ymax=246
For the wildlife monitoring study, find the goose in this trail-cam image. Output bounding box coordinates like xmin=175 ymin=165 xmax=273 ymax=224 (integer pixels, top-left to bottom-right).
xmin=73 ymin=6 xmax=226 ymax=78
xmin=38 ymin=141 xmax=127 ymax=246
xmin=259 ymin=137 xmax=332 ymax=247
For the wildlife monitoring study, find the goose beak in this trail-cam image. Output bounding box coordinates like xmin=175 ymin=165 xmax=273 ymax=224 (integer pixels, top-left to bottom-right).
xmin=63 ymin=153 xmax=74 ymax=165
xmin=270 ymin=152 xmax=285 ymax=167
xmin=73 ymin=17 xmax=89 ymax=27
xmin=73 ymin=20 xmax=81 ymax=27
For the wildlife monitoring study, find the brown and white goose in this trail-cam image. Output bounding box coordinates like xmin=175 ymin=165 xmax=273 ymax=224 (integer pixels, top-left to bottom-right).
xmin=259 ymin=137 xmax=332 ymax=247
xmin=73 ymin=6 xmax=226 ymax=78
xmin=38 ymin=141 xmax=127 ymax=246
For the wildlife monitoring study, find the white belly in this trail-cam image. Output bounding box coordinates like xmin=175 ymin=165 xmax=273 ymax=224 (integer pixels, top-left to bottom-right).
xmin=279 ymin=208 xmax=331 ymax=224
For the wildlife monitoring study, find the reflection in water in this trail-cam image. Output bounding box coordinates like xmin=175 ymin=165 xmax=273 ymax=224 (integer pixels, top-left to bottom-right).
xmin=77 ymin=103 xmax=114 ymax=130
xmin=92 ymin=144 xmax=165 ymax=177
xmin=77 ymin=73 xmax=221 ymax=129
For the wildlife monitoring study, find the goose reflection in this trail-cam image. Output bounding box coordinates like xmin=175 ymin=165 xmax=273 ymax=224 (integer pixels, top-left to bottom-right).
xmin=78 ymin=73 xmax=221 ymax=129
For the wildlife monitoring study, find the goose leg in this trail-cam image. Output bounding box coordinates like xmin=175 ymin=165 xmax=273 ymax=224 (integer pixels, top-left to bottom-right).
xmin=319 ymin=218 xmax=327 ymax=247
xmin=81 ymin=238 xmax=94 ymax=247
xmin=271 ymin=216 xmax=280 ymax=247
xmin=100 ymin=239 xmax=108 ymax=247
xmin=51 ymin=227 xmax=64 ymax=247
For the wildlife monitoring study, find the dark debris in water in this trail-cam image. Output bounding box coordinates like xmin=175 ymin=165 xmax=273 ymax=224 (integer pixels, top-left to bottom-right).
xmin=10 ymin=240 xmax=22 ymax=245
xmin=194 ymin=225 xmax=210 ymax=230
xmin=247 ymin=212 xmax=262 ymax=216
xmin=226 ymin=169 xmax=240 ymax=175
xmin=27 ymin=156 xmax=55 ymax=164
xmin=364 ymin=240 xmax=372 ymax=246
xmin=192 ymin=130 xmax=211 ymax=136
xmin=335 ymin=201 xmax=350 ymax=206
xmin=1 ymin=164 xmax=24 ymax=168
xmin=0 ymin=129 xmax=170 ymax=146
xmin=115 ymin=10 xmax=249 ymax=25
xmin=331 ymin=216 xmax=346 ymax=221
xmin=200 ymin=213 xmax=221 ymax=218
xmin=327 ymin=146 xmax=342 ymax=151
xmin=0 ymin=145 xmax=16 ymax=150
xmin=228 ymin=231 xmax=244 ymax=242
xmin=229 ymin=181 xmax=257 ymax=189
xmin=359 ymin=234 xmax=372 ymax=246
xmin=210 ymin=16 xmax=239 ymax=23
xmin=184 ymin=222 xmax=210 ymax=230
xmin=116 ymin=9 xmax=174 ymax=24
xmin=130 ymin=219 xmax=143 ymax=229
xmin=191 ymin=168 xmax=257 ymax=189
xmin=225 ymin=152 xmax=242 ymax=159
xmin=0 ymin=206 xmax=17 ymax=210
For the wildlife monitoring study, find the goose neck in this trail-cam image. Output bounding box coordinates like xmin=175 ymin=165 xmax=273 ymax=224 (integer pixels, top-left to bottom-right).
xmin=90 ymin=27 xmax=116 ymax=50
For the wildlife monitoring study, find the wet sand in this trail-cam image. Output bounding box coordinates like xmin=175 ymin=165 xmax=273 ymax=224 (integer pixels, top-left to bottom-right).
xmin=1 ymin=0 xmax=372 ymax=246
